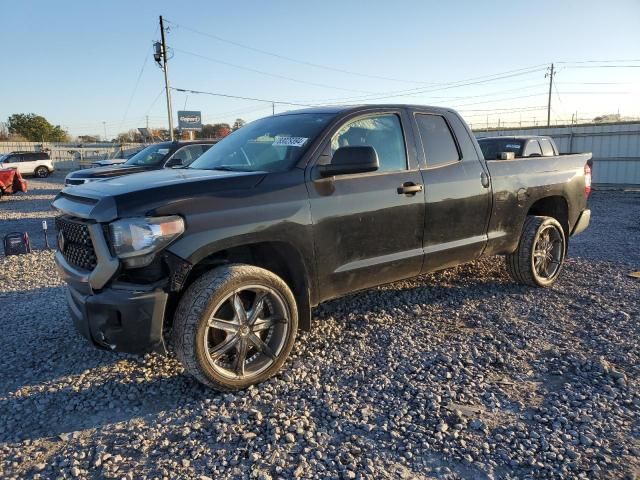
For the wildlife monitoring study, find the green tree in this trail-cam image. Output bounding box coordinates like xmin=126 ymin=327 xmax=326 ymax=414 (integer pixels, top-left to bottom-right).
xmin=0 ymin=122 xmax=8 ymax=140
xmin=232 ymin=118 xmax=246 ymax=131
xmin=7 ymin=113 xmax=69 ymax=142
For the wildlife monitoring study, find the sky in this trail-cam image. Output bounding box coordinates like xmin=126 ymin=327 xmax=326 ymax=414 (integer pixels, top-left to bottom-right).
xmin=2 ymin=0 xmax=640 ymax=138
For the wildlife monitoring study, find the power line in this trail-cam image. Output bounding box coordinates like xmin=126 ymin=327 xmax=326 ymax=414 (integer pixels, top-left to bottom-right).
xmin=166 ymin=18 xmax=565 ymax=95
xmin=563 ymin=65 xmax=640 ymax=69
xmin=145 ymin=87 xmax=166 ymax=115
xmin=165 ymin=18 xmax=440 ymax=85
xmin=173 ymin=47 xmax=374 ymax=94
xmin=313 ymin=67 xmax=549 ymax=105
xmin=556 ymin=59 xmax=640 ymax=64
xmin=171 ymin=87 xmax=315 ymax=107
xmin=291 ymin=65 xmax=549 ymax=105
xmin=460 ymin=105 xmax=547 ymax=113
xmin=117 ymin=42 xmax=153 ymax=134
xmin=449 ymin=93 xmax=548 ymax=109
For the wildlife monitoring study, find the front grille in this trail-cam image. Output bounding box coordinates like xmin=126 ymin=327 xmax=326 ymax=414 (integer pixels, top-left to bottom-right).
xmin=55 ymin=216 xmax=97 ymax=270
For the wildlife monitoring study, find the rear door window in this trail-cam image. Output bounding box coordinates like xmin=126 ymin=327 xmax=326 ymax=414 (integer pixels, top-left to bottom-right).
xmin=523 ymin=140 xmax=543 ymax=157
xmin=415 ymin=114 xmax=460 ymax=167
xmin=539 ymin=138 xmax=555 ymax=156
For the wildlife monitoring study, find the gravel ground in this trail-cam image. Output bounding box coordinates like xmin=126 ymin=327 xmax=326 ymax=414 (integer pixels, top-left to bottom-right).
xmin=0 ymin=177 xmax=638 ymax=479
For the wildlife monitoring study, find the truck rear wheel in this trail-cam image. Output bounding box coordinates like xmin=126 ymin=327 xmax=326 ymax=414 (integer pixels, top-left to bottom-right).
xmin=172 ymin=264 xmax=298 ymax=390
xmin=505 ymin=216 xmax=566 ymax=287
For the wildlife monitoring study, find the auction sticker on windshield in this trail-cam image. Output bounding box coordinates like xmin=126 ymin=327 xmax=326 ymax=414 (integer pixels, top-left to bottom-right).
xmin=158 ymin=148 xmax=170 ymax=154
xmin=273 ymin=136 xmax=308 ymax=147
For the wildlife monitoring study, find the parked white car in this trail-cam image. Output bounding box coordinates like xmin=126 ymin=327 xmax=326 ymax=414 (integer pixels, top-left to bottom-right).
xmin=0 ymin=151 xmax=54 ymax=177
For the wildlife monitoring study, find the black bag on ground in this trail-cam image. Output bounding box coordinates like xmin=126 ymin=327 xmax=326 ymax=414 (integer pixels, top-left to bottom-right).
xmin=3 ymin=232 xmax=31 ymax=255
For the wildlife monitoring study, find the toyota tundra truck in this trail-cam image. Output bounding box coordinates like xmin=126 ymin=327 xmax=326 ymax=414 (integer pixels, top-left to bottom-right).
xmin=52 ymin=105 xmax=592 ymax=390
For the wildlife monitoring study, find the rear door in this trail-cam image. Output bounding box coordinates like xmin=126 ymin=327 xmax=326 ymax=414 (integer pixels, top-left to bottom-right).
xmin=307 ymin=109 xmax=425 ymax=302
xmin=412 ymin=111 xmax=492 ymax=272
xmin=20 ymin=153 xmax=39 ymax=174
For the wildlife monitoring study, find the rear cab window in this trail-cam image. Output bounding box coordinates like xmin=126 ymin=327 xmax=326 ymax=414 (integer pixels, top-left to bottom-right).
xmin=539 ymin=138 xmax=555 ymax=156
xmin=523 ymin=140 xmax=543 ymax=157
xmin=414 ymin=114 xmax=460 ymax=168
xmin=477 ymin=139 xmax=524 ymax=160
xmin=447 ymin=114 xmax=479 ymax=161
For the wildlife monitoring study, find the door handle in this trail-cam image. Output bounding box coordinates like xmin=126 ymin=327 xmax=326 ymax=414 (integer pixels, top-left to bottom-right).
xmin=481 ymin=172 xmax=490 ymax=188
xmin=397 ymin=182 xmax=424 ymax=195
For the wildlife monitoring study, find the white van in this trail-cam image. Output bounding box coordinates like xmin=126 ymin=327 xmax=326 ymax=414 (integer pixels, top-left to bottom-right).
xmin=0 ymin=151 xmax=54 ymax=177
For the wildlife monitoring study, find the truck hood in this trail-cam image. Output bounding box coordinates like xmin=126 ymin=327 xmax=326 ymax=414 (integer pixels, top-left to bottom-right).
xmin=66 ymin=164 xmax=153 ymax=179
xmin=52 ymin=168 xmax=267 ymax=222
xmin=91 ymin=159 xmax=128 ymax=167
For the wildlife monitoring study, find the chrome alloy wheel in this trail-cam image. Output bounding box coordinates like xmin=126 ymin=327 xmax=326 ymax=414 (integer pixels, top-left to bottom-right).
xmin=202 ymin=285 xmax=290 ymax=381
xmin=532 ymin=224 xmax=564 ymax=281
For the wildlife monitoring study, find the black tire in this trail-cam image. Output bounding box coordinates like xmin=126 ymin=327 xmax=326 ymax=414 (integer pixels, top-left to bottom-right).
xmin=505 ymin=216 xmax=566 ymax=287
xmin=35 ymin=166 xmax=49 ymax=178
xmin=172 ymin=264 xmax=298 ymax=390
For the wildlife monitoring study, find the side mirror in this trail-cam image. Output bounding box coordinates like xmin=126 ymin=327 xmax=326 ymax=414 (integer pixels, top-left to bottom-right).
xmin=318 ymin=146 xmax=379 ymax=177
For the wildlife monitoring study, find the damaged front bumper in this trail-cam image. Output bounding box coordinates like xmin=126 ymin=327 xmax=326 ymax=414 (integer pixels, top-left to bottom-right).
xmin=56 ymin=250 xmax=169 ymax=355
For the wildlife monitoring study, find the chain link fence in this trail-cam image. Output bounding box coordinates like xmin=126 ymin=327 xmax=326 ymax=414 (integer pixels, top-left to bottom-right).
xmin=0 ymin=142 xmax=146 ymax=171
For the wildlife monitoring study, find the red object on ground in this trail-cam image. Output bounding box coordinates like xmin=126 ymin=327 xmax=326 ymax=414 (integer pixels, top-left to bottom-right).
xmin=0 ymin=168 xmax=28 ymax=195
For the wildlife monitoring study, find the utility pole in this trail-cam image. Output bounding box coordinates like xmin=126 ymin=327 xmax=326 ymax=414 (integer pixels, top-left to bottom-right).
xmin=546 ymin=63 xmax=554 ymax=128
xmin=103 ymin=121 xmax=107 ymax=142
xmin=158 ymin=16 xmax=174 ymax=141
xmin=272 ymin=102 xmax=275 ymax=115
xmin=146 ymin=115 xmax=149 ymax=130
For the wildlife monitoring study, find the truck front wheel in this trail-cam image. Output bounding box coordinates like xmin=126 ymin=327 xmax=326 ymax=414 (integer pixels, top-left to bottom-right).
xmin=172 ymin=264 xmax=298 ymax=390
xmin=505 ymin=216 xmax=566 ymax=287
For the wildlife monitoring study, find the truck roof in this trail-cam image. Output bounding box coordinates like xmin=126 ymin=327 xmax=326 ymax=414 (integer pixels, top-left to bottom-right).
xmin=276 ymin=104 xmax=455 ymax=116
xmin=477 ymin=135 xmax=554 ymax=141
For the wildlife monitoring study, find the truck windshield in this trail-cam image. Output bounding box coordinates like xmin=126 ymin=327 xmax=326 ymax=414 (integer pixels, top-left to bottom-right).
xmin=478 ymin=139 xmax=524 ymax=160
xmin=189 ymin=113 xmax=334 ymax=172
xmin=125 ymin=143 xmax=172 ymax=166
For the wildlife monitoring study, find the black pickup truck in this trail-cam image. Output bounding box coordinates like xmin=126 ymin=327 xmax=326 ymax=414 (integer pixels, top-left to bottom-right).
xmin=52 ymin=105 xmax=592 ymax=390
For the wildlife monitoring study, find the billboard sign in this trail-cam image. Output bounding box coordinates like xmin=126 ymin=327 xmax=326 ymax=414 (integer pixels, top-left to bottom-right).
xmin=177 ymin=111 xmax=203 ymax=131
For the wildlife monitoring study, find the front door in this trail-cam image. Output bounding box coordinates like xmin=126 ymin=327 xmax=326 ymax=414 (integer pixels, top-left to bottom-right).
xmin=2 ymin=154 xmax=25 ymax=173
xmin=308 ymin=111 xmax=425 ymax=302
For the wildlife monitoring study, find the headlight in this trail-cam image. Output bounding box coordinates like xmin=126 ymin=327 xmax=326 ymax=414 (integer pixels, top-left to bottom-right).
xmin=109 ymin=216 xmax=184 ymax=267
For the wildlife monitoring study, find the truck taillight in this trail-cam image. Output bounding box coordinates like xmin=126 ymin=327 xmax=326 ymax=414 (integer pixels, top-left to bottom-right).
xmin=584 ymin=164 xmax=592 ymax=197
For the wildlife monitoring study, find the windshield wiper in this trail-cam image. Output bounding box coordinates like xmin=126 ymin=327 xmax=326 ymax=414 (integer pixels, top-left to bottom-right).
xmin=209 ymin=165 xmax=251 ymax=172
